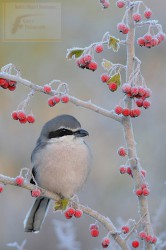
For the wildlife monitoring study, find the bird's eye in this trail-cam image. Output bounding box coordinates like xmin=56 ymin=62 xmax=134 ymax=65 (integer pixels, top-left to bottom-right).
xmin=48 ymin=128 xmax=73 ymax=139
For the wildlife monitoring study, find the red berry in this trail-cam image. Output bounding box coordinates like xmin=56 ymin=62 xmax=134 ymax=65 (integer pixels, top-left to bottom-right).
xmin=15 ymin=176 xmax=24 ymax=186
xmin=74 ymin=209 xmax=83 ymax=218
xmin=118 ymin=147 xmax=127 ymax=157
xmin=151 ymin=236 xmax=157 ymax=244
xmin=61 ymin=95 xmax=69 ymax=103
xmin=120 ymin=166 xmax=127 ymax=174
xmin=88 ymin=61 xmax=98 ymax=71
xmin=83 ymin=54 xmax=92 ymax=63
xmin=11 ymin=111 xmax=19 ymax=120
xmin=95 ymin=44 xmax=104 ymax=53
xmin=122 ymin=226 xmax=130 ymax=234
xmin=138 ymin=86 xmax=146 ymax=96
xmin=139 ymin=231 xmax=147 ymax=240
xmin=145 ymin=42 xmax=152 ymax=49
xmin=116 ymin=0 xmax=125 ymax=8
xmin=135 ymin=189 xmax=143 ymax=197
xmin=66 ymin=207 xmax=75 ymax=217
xmin=48 ymin=98 xmax=55 ymax=107
xmin=146 ymin=235 xmax=153 ymax=243
xmin=127 ymin=167 xmax=132 ymax=176
xmin=1 ymin=80 xmax=9 ymax=89
xmin=122 ymin=83 xmax=131 ymax=94
xmin=133 ymin=13 xmax=142 ymax=22
xmin=53 ymin=96 xmax=61 ymax=104
xmin=43 ymin=84 xmax=52 ymax=93
xmin=8 ymin=85 xmax=16 ymax=91
xmin=142 ymin=188 xmax=150 ymax=196
xmin=0 ymin=78 xmax=8 ymax=86
xmin=89 ymin=224 xmax=99 ymax=231
xmin=157 ymin=32 xmax=166 ymax=44
xmin=103 ymin=1 xmax=110 ymax=8
xmin=141 ymin=170 xmax=146 ymax=177
xmin=144 ymin=88 xmax=152 ymax=98
xmin=115 ymin=105 xmax=123 ymax=115
xmin=141 ymin=183 xmax=147 ymax=190
xmin=143 ymin=100 xmax=151 ymax=109
xmin=19 ymin=118 xmax=27 ymax=124
xmin=102 ymin=237 xmax=111 ymax=248
xmin=144 ymin=9 xmax=152 ymax=19
xmin=8 ymin=80 xmax=17 ymax=86
xmin=27 ymin=115 xmax=35 ymax=123
xmin=136 ymin=99 xmax=143 ymax=107
xmin=122 ymin=108 xmax=130 ymax=117
xmin=17 ymin=111 xmax=26 ymax=120
xmin=132 ymin=240 xmax=139 ymax=248
xmin=31 ymin=189 xmax=41 ymax=197
xmin=131 ymin=87 xmax=139 ymax=96
xmin=0 ymin=184 xmax=4 ymax=193
xmin=101 ymin=74 xmax=110 ymax=83
xmin=64 ymin=211 xmax=72 ymax=219
xmin=108 ymin=83 xmax=118 ymax=92
xmin=90 ymin=228 xmax=99 ymax=237
xmin=137 ymin=37 xmax=145 ymax=47
xmin=131 ymin=108 xmax=141 ymax=117
xmin=78 ymin=57 xmax=86 ymax=67
xmin=144 ymin=34 xmax=153 ymax=42
xmin=151 ymin=38 xmax=159 ymax=47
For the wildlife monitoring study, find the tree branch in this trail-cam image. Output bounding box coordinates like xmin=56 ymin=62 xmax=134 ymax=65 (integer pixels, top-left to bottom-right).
xmin=124 ymin=2 xmax=154 ymax=250
xmin=0 ymin=174 xmax=129 ymax=250
xmin=0 ymin=71 xmax=122 ymax=123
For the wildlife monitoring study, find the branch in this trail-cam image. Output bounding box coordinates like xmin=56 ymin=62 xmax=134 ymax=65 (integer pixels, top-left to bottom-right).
xmin=0 ymin=173 xmax=129 ymax=250
xmin=124 ymin=2 xmax=154 ymax=250
xmin=0 ymin=71 xmax=122 ymax=123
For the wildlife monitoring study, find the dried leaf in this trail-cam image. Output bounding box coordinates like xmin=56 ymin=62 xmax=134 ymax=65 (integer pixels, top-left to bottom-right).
xmin=54 ymin=198 xmax=69 ymax=211
xmin=66 ymin=48 xmax=84 ymax=60
xmin=107 ymin=72 xmax=121 ymax=87
xmin=108 ymin=36 xmax=120 ymax=52
xmin=101 ymin=59 xmax=113 ymax=71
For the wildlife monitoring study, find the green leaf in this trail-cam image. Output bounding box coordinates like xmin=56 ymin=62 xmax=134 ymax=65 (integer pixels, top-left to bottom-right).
xmin=107 ymin=73 xmax=121 ymax=87
xmin=108 ymin=36 xmax=120 ymax=52
xmin=101 ymin=59 xmax=113 ymax=71
xmin=54 ymin=198 xmax=69 ymax=211
xmin=66 ymin=48 xmax=84 ymax=60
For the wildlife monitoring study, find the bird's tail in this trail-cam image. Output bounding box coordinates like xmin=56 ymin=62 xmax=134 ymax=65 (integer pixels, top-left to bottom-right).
xmin=24 ymin=197 xmax=50 ymax=233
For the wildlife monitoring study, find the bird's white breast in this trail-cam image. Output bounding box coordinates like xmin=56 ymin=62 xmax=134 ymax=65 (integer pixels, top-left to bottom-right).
xmin=33 ymin=136 xmax=91 ymax=198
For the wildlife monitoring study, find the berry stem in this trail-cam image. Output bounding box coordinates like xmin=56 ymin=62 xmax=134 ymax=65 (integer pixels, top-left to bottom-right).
xmin=122 ymin=2 xmax=153 ymax=250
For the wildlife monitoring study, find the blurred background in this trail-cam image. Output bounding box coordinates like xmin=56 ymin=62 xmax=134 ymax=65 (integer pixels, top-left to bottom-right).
xmin=0 ymin=0 xmax=166 ymax=249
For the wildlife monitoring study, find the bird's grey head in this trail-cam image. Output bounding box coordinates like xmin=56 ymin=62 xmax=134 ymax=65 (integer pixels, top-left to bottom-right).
xmin=37 ymin=114 xmax=89 ymax=143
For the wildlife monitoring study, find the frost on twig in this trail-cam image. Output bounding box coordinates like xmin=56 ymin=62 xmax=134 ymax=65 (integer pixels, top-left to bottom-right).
xmin=53 ymin=220 xmax=81 ymax=250
xmin=7 ymin=240 xmax=27 ymax=250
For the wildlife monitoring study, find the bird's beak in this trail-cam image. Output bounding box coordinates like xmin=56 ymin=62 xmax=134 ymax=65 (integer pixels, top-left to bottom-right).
xmin=74 ymin=129 xmax=89 ymax=137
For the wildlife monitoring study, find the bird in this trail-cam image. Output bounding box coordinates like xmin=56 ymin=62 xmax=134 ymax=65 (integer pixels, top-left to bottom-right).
xmin=24 ymin=114 xmax=92 ymax=233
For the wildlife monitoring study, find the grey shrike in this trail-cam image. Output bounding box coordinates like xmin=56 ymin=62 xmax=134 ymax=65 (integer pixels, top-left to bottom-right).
xmin=24 ymin=114 xmax=92 ymax=233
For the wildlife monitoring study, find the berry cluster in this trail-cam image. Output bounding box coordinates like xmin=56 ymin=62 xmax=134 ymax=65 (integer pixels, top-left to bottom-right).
xmin=137 ymin=32 xmax=166 ymax=48
xmin=89 ymin=223 xmax=100 ymax=237
xmin=115 ymin=105 xmax=141 ymax=118
xmin=99 ymin=0 xmax=110 ymax=9
xmin=139 ymin=231 xmax=157 ymax=244
xmin=135 ymin=183 xmax=150 ymax=197
xmin=119 ymin=165 xmax=133 ymax=177
xmin=76 ymin=54 xmax=98 ymax=71
xmin=132 ymin=8 xmax=152 ymax=23
xmin=48 ymin=95 xmax=69 ymax=107
xmin=11 ymin=110 xmax=35 ymax=124
xmin=0 ymin=78 xmax=17 ymax=91
xmin=117 ymin=22 xmax=129 ymax=35
xmin=64 ymin=207 xmax=83 ymax=219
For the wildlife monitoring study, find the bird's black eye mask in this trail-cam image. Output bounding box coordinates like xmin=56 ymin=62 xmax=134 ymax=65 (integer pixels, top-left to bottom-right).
xmin=48 ymin=128 xmax=73 ymax=139
xmin=48 ymin=128 xmax=89 ymax=139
